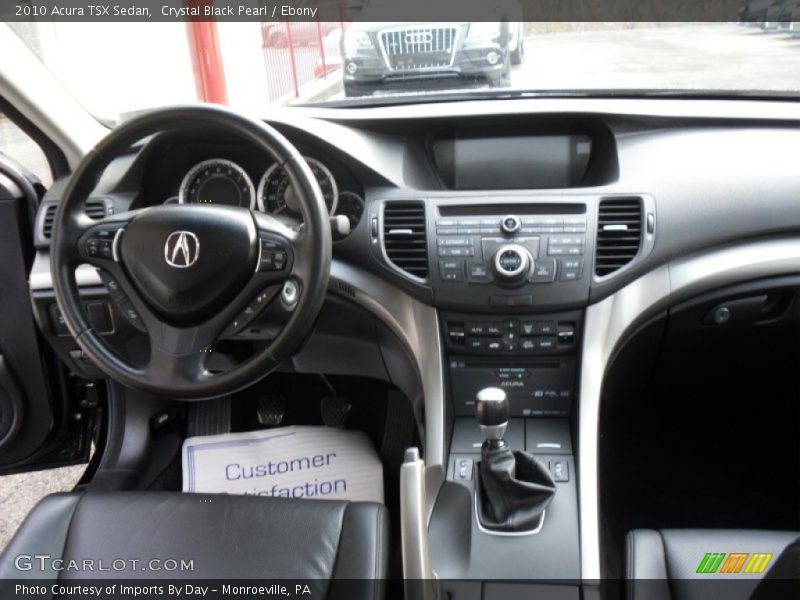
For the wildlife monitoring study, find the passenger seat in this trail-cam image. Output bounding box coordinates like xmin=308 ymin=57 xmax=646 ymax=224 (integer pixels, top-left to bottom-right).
xmin=626 ymin=529 xmax=799 ymax=600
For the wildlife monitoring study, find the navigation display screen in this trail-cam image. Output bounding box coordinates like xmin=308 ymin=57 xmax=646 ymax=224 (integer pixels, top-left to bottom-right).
xmin=434 ymin=133 xmax=593 ymax=190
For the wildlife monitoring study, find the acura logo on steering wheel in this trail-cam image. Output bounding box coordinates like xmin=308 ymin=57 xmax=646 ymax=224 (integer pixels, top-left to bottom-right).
xmin=164 ymin=231 xmax=200 ymax=268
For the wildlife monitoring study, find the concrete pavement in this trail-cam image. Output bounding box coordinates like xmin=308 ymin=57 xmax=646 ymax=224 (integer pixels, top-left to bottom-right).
xmin=0 ymin=464 xmax=85 ymax=551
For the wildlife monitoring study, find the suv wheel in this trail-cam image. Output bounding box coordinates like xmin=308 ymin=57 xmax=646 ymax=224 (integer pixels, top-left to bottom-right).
xmin=511 ymin=31 xmax=525 ymax=65
xmin=488 ymin=56 xmax=512 ymax=88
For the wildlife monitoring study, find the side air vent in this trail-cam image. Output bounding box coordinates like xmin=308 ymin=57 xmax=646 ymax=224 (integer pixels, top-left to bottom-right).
xmin=41 ymin=198 xmax=109 ymax=240
xmin=382 ymin=201 xmax=428 ymax=279
xmin=41 ymin=204 xmax=58 ymax=239
xmin=336 ymin=281 xmax=356 ymax=299
xmin=84 ymin=198 xmax=109 ymax=220
xmin=595 ymin=197 xmax=643 ymax=277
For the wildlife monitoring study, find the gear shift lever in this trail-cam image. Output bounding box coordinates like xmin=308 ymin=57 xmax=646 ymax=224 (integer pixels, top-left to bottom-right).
xmin=476 ymin=387 xmax=509 ymax=449
xmin=475 ymin=387 xmax=556 ymax=533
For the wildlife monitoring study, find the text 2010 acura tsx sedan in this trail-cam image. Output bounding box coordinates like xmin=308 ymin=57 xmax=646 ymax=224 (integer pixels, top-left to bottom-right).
xmin=0 ymin=12 xmax=798 ymax=600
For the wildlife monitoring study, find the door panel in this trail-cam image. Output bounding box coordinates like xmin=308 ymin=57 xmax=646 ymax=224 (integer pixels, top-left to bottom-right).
xmin=0 ymin=142 xmax=94 ymax=474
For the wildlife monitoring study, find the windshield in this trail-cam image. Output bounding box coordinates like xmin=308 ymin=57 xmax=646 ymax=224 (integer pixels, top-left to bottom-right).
xmin=7 ymin=18 xmax=800 ymax=122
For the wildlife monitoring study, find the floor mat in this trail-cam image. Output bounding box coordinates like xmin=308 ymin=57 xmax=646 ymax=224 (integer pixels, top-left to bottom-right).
xmin=182 ymin=425 xmax=384 ymax=503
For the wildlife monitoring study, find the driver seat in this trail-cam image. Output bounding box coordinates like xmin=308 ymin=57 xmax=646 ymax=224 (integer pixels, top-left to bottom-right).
xmin=0 ymin=492 xmax=388 ymax=596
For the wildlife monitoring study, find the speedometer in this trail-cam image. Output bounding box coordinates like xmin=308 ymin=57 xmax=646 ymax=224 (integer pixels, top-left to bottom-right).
xmin=179 ymin=159 xmax=255 ymax=208
xmin=257 ymin=157 xmax=338 ymax=216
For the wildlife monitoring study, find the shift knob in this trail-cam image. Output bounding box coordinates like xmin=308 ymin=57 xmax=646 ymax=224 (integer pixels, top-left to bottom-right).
xmin=476 ymin=387 xmax=509 ymax=446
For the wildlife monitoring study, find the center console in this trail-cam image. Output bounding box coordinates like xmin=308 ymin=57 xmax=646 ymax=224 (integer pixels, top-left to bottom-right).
xmin=423 ymin=198 xmax=589 ymax=593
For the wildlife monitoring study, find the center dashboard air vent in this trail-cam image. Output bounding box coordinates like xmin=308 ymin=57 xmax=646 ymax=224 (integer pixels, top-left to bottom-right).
xmin=41 ymin=198 xmax=110 ymax=240
xmin=595 ymin=196 xmax=643 ymax=277
xmin=382 ymin=201 xmax=428 ymax=279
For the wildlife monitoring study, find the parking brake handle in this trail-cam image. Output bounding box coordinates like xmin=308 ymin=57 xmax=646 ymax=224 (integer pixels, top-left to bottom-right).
xmin=400 ymin=447 xmax=438 ymax=600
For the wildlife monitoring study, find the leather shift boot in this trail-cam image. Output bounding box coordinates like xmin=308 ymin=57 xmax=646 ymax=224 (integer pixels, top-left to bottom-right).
xmin=476 ymin=442 xmax=556 ymax=533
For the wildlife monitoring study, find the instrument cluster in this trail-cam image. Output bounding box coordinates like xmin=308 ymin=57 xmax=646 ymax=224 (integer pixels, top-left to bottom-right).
xmin=175 ymin=156 xmax=364 ymax=233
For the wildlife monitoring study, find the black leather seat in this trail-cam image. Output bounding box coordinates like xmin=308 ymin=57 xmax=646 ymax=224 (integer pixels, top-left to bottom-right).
xmin=626 ymin=529 xmax=799 ymax=600
xmin=0 ymin=492 xmax=388 ymax=597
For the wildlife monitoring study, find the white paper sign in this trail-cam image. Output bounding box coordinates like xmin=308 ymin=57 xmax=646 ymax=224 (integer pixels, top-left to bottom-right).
xmin=182 ymin=426 xmax=384 ymax=503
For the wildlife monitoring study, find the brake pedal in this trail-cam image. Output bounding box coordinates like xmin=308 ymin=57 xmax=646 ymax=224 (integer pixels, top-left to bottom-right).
xmin=321 ymin=396 xmax=352 ymax=429
xmin=257 ymin=394 xmax=287 ymax=426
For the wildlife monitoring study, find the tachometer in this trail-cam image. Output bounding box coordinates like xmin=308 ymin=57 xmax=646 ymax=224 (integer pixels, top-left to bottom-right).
xmin=258 ymin=157 xmax=338 ymax=216
xmin=179 ymin=159 xmax=255 ymax=208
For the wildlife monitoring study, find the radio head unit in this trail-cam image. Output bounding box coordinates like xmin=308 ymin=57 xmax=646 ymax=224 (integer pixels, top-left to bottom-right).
xmin=430 ymin=199 xmax=594 ymax=311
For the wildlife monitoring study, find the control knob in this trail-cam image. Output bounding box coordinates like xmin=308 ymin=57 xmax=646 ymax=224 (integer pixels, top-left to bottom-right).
xmin=501 ymin=215 xmax=521 ymax=234
xmin=492 ymin=244 xmax=532 ymax=283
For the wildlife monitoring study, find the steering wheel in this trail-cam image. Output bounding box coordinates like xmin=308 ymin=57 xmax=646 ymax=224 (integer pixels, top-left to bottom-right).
xmin=51 ymin=105 xmax=331 ymax=399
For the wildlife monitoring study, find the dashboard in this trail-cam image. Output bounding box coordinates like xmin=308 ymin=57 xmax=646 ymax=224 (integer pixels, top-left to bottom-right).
xmin=31 ymin=100 xmax=800 ymax=314
xmin=32 ymin=101 xmax=800 ymax=302
xmin=28 ymin=98 xmax=800 ymax=433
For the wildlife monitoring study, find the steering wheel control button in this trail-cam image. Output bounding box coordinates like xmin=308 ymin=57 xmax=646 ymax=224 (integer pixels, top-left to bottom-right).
xmin=85 ymin=238 xmax=113 ymax=259
xmin=259 ymin=239 xmax=289 ymax=272
xmin=223 ymin=287 xmax=280 ymax=338
xmin=86 ymin=302 xmax=113 ymax=334
xmin=501 ymin=215 xmax=521 ymax=234
xmin=281 ymin=280 xmax=299 ymax=307
xmin=82 ymin=227 xmax=123 ymax=260
xmin=98 ymin=271 xmax=126 ymax=302
xmin=49 ymin=305 xmax=70 ymax=336
xmin=116 ymin=300 xmax=146 ymax=332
